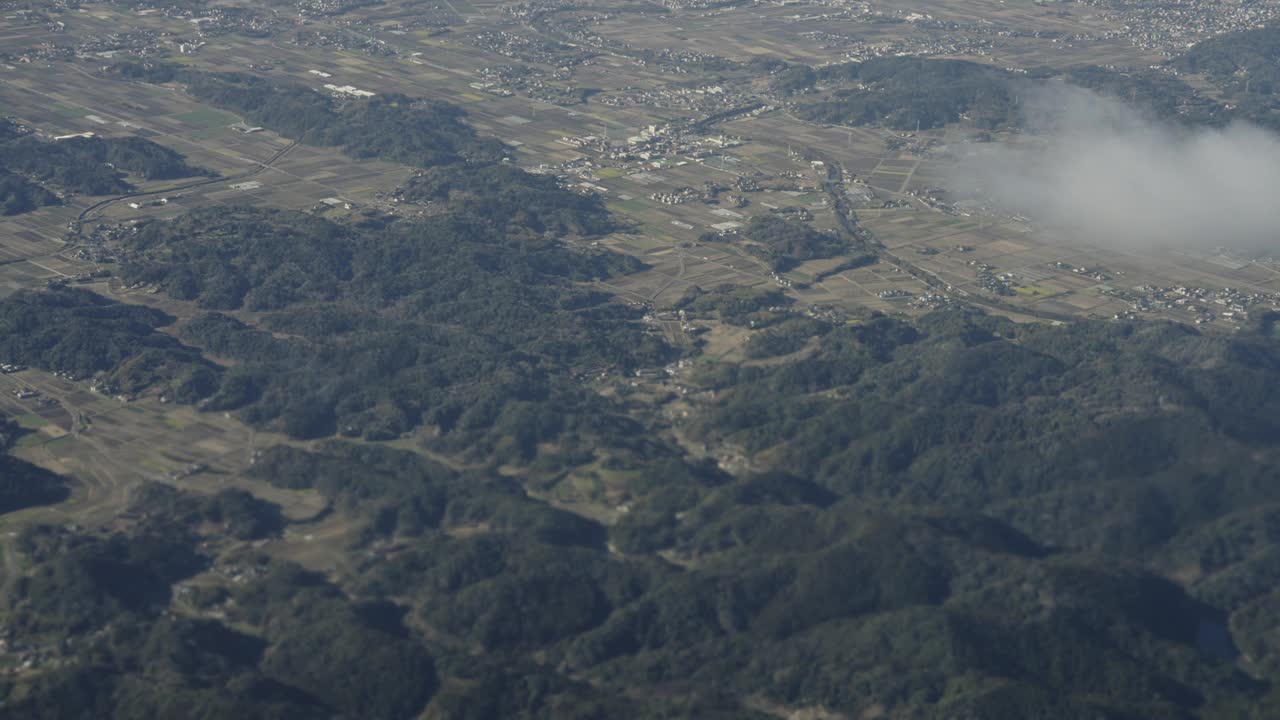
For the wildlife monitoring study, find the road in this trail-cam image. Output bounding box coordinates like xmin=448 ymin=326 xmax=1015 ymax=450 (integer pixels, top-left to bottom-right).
xmin=741 ymin=124 xmax=1082 ymax=324
xmin=75 ymin=140 xmax=298 ymax=227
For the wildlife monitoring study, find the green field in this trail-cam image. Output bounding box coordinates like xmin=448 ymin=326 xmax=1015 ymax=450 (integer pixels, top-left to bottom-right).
xmin=1015 ymin=284 xmax=1057 ymax=297
xmin=51 ymin=103 xmax=87 ymax=119
xmin=175 ymin=107 xmax=238 ymax=129
xmin=13 ymin=432 xmax=43 ymax=448
xmin=608 ymin=199 xmax=649 ymax=214
xmin=15 ymin=413 xmax=47 ymax=430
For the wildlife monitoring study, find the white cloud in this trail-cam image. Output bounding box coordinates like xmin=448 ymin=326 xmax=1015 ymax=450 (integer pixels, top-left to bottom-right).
xmin=947 ymin=82 xmax=1280 ymax=252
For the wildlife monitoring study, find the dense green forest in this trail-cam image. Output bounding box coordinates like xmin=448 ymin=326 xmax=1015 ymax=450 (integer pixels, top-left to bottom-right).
xmin=400 ymin=163 xmax=613 ymax=236
xmin=0 ymin=413 xmax=69 ymax=515
xmin=0 ymin=119 xmax=209 ymax=200
xmin=0 ymin=456 xmax=69 ymax=516
xmin=0 ymin=170 xmax=58 ymax=215
xmin=674 ymin=283 xmax=793 ymax=327
xmin=789 ymin=57 xmax=1228 ymax=131
xmin=112 ymin=62 xmax=505 ymax=167
xmin=0 ymin=465 xmax=759 ymax=719
xmin=6 ymin=289 xmax=1280 ymax=716
xmin=0 ymin=120 xmax=55 ymax=214
xmin=0 ymin=94 xmax=649 ymax=460
xmin=0 ymin=286 xmax=217 ymax=399
xmin=0 ymin=517 xmax=438 ymax=720
xmin=243 ymin=442 xmax=611 ymax=544
xmin=797 ymin=57 xmax=1024 ymax=130
xmin=0 ymin=88 xmax=637 ymax=452
xmin=1173 ymin=23 xmax=1280 ymax=85
xmin=1170 ymin=22 xmax=1280 ymax=129
xmin=109 ymin=204 xmax=661 ymax=451
xmin=685 ymin=311 xmax=1280 ymax=555
xmin=7 ymin=396 xmax=1280 ymax=717
xmin=741 ymin=215 xmax=848 ymax=271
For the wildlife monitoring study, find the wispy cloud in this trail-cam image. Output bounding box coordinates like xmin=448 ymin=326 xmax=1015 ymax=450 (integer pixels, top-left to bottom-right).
xmin=947 ymin=81 xmax=1280 ymax=252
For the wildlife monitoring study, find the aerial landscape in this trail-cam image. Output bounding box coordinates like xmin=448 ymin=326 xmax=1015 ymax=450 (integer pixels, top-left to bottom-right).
xmin=2 ymin=0 xmax=1280 ymax=717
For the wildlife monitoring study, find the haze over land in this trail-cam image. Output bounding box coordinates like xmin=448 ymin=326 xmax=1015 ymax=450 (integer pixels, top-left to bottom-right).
xmin=950 ymin=82 xmax=1280 ymax=252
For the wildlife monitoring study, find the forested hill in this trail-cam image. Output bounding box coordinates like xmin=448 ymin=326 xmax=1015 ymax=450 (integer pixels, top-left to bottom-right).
xmin=0 ymin=118 xmax=209 ymax=213
xmin=1172 ymin=22 xmax=1280 ymax=86
xmin=114 ymin=203 xmax=655 ymax=449
xmin=0 ymin=286 xmax=216 ymax=400
xmin=0 ymin=188 xmax=656 ymax=463
xmin=1170 ymin=22 xmax=1280 ymax=130
xmin=112 ymin=62 xmax=505 ymax=167
xmin=1 ymin=52 xmax=1279 ymax=719
xmin=0 ymin=413 xmax=68 ymax=515
xmin=682 ymin=310 xmax=1280 ymax=556
xmin=776 ymin=27 xmax=1280 ymax=133
xmin=0 ymin=170 xmax=57 ymax=216
xmin=789 ymin=57 xmax=1226 ymax=131
xmin=6 ymin=308 xmax=1280 ymax=717
xmin=5 ymin=195 xmax=1280 ymax=720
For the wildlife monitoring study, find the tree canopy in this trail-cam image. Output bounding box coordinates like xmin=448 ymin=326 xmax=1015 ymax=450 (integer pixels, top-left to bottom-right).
xmin=0 ymin=118 xmax=209 ymax=199
xmin=113 ymin=63 xmax=504 ymax=167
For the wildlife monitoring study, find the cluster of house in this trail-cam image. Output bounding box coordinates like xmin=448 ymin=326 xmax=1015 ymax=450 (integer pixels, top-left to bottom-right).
xmin=969 ymin=260 xmax=1017 ymax=296
xmin=471 ymin=64 xmax=576 ymax=102
xmin=471 ymin=30 xmax=591 ymax=67
xmin=877 ymin=289 xmax=912 ymax=299
xmin=322 ymin=82 xmax=375 ymax=98
xmin=1103 ymin=283 xmax=1280 ymax=325
xmin=910 ymin=291 xmax=958 ymax=311
xmin=651 ymin=187 xmax=702 ymax=205
xmin=1100 ymin=0 xmax=1280 ymax=56
xmin=293 ymin=29 xmax=396 ymax=57
xmin=1052 ymin=261 xmax=1110 ymax=282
